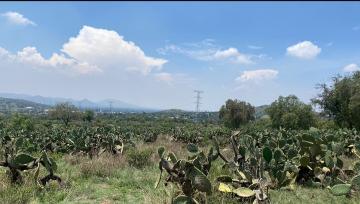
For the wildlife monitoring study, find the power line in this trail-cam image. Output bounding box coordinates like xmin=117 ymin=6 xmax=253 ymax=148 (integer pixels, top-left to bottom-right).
xmin=194 ymin=90 xmax=203 ymax=113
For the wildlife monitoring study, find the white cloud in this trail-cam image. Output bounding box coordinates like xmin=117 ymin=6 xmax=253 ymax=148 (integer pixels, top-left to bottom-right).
xmin=343 ymin=63 xmax=360 ymax=72
xmin=0 ymin=46 xmax=100 ymax=74
xmin=212 ymin=48 xmax=253 ymax=64
xmin=158 ymin=40 xmax=263 ymax=65
xmin=236 ymin=69 xmax=278 ymax=82
xmin=1 ymin=11 xmax=36 ymax=26
xmin=353 ymin=26 xmax=360 ymax=31
xmin=154 ymin=72 xmax=174 ymax=83
xmin=286 ymin=41 xmax=321 ymax=59
xmin=213 ymin=47 xmax=238 ymax=59
xmin=248 ymin=45 xmax=263 ymax=50
xmin=62 ymin=26 xmax=167 ymax=75
xmin=0 ymin=25 xmax=167 ymax=75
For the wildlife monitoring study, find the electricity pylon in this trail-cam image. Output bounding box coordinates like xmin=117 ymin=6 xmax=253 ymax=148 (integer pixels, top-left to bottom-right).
xmin=194 ymin=90 xmax=203 ymax=113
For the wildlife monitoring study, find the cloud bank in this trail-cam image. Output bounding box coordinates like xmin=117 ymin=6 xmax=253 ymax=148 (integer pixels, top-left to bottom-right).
xmin=0 ymin=26 xmax=167 ymax=75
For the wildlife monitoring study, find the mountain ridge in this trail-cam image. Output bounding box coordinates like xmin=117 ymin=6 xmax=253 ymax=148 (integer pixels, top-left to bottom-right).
xmin=0 ymin=97 xmax=50 ymax=113
xmin=0 ymin=93 xmax=156 ymax=112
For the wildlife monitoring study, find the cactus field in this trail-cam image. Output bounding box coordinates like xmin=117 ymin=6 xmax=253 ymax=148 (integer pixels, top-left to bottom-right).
xmin=0 ymin=114 xmax=360 ymax=204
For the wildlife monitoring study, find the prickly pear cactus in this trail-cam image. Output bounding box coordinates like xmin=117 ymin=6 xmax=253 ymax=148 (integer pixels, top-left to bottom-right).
xmin=155 ymin=143 xmax=218 ymax=203
xmin=330 ymin=184 xmax=351 ymax=196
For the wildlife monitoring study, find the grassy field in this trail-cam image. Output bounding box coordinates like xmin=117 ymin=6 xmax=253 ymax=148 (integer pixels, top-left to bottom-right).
xmin=1 ymin=136 xmax=360 ymax=204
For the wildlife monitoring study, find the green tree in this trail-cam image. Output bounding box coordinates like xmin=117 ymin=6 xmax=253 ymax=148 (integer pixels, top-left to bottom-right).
xmin=219 ymin=99 xmax=255 ymax=129
xmin=312 ymin=71 xmax=360 ymax=129
xmin=83 ymin=110 xmax=95 ymax=122
xmin=266 ymin=95 xmax=315 ymax=130
xmin=49 ymin=102 xmax=79 ymax=126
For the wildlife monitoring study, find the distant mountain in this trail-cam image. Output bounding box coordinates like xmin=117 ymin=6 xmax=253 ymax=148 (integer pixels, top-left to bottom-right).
xmin=97 ymin=99 xmax=141 ymax=110
xmin=0 ymin=93 xmax=76 ymax=107
xmin=0 ymin=93 xmax=156 ymax=112
xmin=0 ymin=97 xmax=49 ymax=113
xmin=255 ymin=105 xmax=270 ymax=119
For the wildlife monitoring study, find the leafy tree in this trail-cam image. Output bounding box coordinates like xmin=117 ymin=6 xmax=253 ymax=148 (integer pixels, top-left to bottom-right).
xmin=48 ymin=102 xmax=79 ymax=126
xmin=219 ymin=99 xmax=255 ymax=129
xmin=312 ymin=71 xmax=360 ymax=129
xmin=83 ymin=110 xmax=95 ymax=122
xmin=266 ymin=95 xmax=315 ymax=130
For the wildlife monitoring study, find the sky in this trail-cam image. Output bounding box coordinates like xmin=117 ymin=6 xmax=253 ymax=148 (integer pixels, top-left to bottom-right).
xmin=0 ymin=2 xmax=360 ymax=111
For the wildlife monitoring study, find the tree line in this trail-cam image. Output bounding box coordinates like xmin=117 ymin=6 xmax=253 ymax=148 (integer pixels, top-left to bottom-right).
xmin=219 ymin=71 xmax=360 ymax=130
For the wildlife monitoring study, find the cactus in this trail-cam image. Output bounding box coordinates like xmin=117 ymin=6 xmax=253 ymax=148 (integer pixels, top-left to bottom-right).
xmin=172 ymin=195 xmax=197 ymax=204
xmin=273 ymin=148 xmax=284 ymax=162
xmin=214 ymin=132 xmax=270 ymax=203
xmin=168 ymin=152 xmax=178 ymax=164
xmin=232 ymin=187 xmax=256 ymax=198
xmin=330 ymin=184 xmax=351 ymax=196
xmin=0 ymin=142 xmax=62 ymax=186
xmin=158 ymin=146 xmax=165 ymax=158
xmin=216 ymin=175 xmax=233 ymax=182
xmin=218 ymin=182 xmax=233 ymax=193
xmin=262 ymin=147 xmax=272 ymax=163
xmin=186 ymin=143 xmax=199 ymax=153
xmin=188 ymin=166 xmax=212 ymax=193
xmin=12 ymin=153 xmax=36 ymax=166
xmin=155 ymin=144 xmax=217 ymax=203
xmin=218 ymin=182 xmax=255 ymax=198
xmin=39 ymin=151 xmax=63 ymax=186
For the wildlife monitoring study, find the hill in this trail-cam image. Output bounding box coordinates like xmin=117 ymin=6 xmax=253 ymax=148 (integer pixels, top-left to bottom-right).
xmin=255 ymin=105 xmax=270 ymax=119
xmin=0 ymin=93 xmax=155 ymax=112
xmin=0 ymin=97 xmax=49 ymax=114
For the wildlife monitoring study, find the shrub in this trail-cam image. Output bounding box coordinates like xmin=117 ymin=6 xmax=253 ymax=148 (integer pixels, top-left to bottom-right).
xmin=126 ymin=148 xmax=153 ymax=169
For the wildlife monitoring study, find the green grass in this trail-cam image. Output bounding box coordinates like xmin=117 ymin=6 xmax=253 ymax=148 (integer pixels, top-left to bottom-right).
xmin=269 ymin=187 xmax=360 ymax=204
xmin=1 ymin=144 xmax=360 ymax=204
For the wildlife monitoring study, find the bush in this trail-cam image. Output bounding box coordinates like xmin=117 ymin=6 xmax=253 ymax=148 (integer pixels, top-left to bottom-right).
xmin=315 ymin=118 xmax=338 ymax=130
xmin=126 ymin=148 xmax=153 ymax=169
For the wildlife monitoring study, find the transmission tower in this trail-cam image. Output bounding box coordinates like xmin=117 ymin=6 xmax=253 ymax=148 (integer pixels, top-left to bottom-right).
xmin=108 ymin=101 xmax=113 ymax=113
xmin=194 ymin=90 xmax=203 ymax=113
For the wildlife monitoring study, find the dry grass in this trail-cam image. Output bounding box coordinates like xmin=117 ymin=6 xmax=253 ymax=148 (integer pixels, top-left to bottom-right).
xmin=63 ymin=153 xmax=85 ymax=165
xmin=70 ymin=153 xmax=127 ymax=178
xmin=142 ymin=134 xmax=188 ymax=160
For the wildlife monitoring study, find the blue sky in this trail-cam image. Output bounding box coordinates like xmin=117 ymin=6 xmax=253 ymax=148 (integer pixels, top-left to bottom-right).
xmin=0 ymin=2 xmax=360 ymax=111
